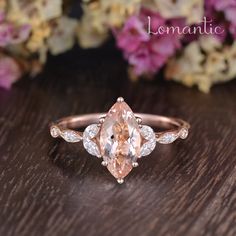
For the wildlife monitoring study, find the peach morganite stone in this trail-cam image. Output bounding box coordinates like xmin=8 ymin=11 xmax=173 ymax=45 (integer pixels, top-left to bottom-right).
xmin=99 ymin=101 xmax=142 ymax=179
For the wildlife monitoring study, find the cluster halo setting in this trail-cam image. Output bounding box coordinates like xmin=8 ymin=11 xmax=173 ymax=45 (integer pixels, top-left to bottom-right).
xmin=50 ymin=97 xmax=190 ymax=184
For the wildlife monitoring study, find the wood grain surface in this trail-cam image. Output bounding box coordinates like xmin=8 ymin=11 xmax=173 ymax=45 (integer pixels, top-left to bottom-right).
xmin=0 ymin=46 xmax=236 ymax=236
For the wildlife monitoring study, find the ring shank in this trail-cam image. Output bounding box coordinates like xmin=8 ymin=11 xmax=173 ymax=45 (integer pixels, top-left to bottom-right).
xmin=52 ymin=113 xmax=190 ymax=133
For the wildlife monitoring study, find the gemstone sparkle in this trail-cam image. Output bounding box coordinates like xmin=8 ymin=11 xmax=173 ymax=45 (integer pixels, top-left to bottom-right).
xmin=83 ymin=124 xmax=101 ymax=157
xmin=60 ymin=130 xmax=82 ymax=143
xmin=157 ymin=132 xmax=178 ymax=144
xmin=99 ymin=100 xmax=142 ymax=179
xmin=140 ymin=125 xmax=156 ymax=156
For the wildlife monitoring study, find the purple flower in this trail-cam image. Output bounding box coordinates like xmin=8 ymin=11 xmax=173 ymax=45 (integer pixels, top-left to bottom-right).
xmin=210 ymin=0 xmax=236 ymax=11
xmin=128 ymin=44 xmax=167 ymax=76
xmin=114 ymin=16 xmax=150 ymax=54
xmin=0 ymin=23 xmax=13 ymax=47
xmin=0 ymin=20 xmax=31 ymax=47
xmin=224 ymin=7 xmax=236 ymax=37
xmin=0 ymin=11 xmax=5 ymax=23
xmin=206 ymin=0 xmax=236 ymax=39
xmin=0 ymin=57 xmax=21 ymax=89
xmin=11 ymin=24 xmax=31 ymax=44
xmin=114 ymin=9 xmax=181 ymax=76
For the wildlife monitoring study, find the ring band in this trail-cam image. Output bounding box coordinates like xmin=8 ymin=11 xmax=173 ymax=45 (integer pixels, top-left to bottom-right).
xmin=50 ymin=97 xmax=190 ymax=184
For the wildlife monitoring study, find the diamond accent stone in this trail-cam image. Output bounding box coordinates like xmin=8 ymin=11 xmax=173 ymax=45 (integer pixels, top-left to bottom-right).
xmin=179 ymin=128 xmax=188 ymax=139
xmin=99 ymin=101 xmax=142 ymax=179
xmin=50 ymin=126 xmax=60 ymax=138
xmin=140 ymin=125 xmax=156 ymax=156
xmin=83 ymin=124 xmax=101 ymax=157
xmin=157 ymin=132 xmax=178 ymax=144
xmin=60 ymin=130 xmax=82 ymax=143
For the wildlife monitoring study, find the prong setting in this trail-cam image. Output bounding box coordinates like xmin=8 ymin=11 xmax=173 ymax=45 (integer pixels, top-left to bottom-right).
xmin=132 ymin=162 xmax=139 ymax=167
xmin=117 ymin=178 xmax=124 ymax=184
xmin=136 ymin=117 xmax=142 ymax=125
xmin=99 ymin=117 xmax=105 ymax=124
xmin=101 ymin=161 xmax=108 ymax=166
xmin=117 ymin=97 xmax=124 ymax=103
xmin=50 ymin=126 xmax=60 ymax=138
xmin=179 ymin=128 xmax=188 ymax=139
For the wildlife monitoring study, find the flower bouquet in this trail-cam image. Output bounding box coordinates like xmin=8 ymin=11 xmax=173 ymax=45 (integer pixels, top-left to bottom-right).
xmin=1 ymin=0 xmax=236 ymax=92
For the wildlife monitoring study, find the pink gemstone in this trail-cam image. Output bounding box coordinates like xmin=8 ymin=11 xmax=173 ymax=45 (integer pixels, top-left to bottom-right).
xmin=99 ymin=100 xmax=142 ymax=179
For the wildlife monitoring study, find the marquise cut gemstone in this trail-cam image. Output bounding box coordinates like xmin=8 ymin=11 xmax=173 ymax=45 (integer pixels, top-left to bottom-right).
xmin=83 ymin=124 xmax=101 ymax=157
xmin=99 ymin=101 xmax=142 ymax=179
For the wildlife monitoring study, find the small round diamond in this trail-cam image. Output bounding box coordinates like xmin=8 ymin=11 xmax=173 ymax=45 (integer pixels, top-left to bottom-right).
xmin=132 ymin=162 xmax=139 ymax=167
xmin=50 ymin=126 xmax=60 ymax=138
xmin=179 ymin=128 xmax=188 ymax=139
xmin=83 ymin=124 xmax=101 ymax=157
xmin=140 ymin=125 xmax=156 ymax=157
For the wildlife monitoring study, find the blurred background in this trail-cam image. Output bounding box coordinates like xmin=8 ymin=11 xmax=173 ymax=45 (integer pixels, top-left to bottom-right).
xmin=1 ymin=0 xmax=236 ymax=93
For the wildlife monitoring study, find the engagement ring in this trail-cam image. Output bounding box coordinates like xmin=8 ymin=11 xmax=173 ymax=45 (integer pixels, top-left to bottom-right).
xmin=50 ymin=97 xmax=190 ymax=184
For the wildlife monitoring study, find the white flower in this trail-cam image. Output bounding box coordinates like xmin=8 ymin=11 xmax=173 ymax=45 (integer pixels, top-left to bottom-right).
xmin=204 ymin=51 xmax=227 ymax=79
xmin=224 ymin=42 xmax=236 ymax=78
xmin=145 ymin=0 xmax=204 ymax=24
xmin=39 ymin=0 xmax=62 ymax=21
xmin=77 ymin=3 xmax=108 ymax=48
xmin=7 ymin=0 xmax=62 ymax=26
xmin=199 ymin=35 xmax=221 ymax=53
xmin=78 ymin=0 xmax=141 ymax=48
xmin=47 ymin=17 xmax=77 ymax=55
xmin=165 ymin=36 xmax=236 ymax=93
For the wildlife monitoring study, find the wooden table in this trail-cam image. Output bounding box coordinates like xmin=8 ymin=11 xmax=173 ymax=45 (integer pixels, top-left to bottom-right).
xmin=0 ymin=46 xmax=236 ymax=236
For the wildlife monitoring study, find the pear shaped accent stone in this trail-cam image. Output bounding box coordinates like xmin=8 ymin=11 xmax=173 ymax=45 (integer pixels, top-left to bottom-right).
xmin=99 ymin=101 xmax=142 ymax=179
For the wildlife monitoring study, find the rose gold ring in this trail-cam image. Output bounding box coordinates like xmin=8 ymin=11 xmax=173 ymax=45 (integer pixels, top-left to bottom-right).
xmin=50 ymin=97 xmax=190 ymax=184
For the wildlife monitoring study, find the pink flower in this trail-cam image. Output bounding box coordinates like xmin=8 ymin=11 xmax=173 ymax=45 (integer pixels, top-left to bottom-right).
xmin=114 ymin=9 xmax=181 ymax=76
xmin=224 ymin=8 xmax=236 ymax=37
xmin=140 ymin=8 xmax=165 ymax=32
xmin=0 ymin=23 xmax=13 ymax=47
xmin=0 ymin=11 xmax=5 ymax=23
xmin=114 ymin=16 xmax=149 ymax=54
xmin=209 ymin=0 xmax=236 ymax=11
xmin=206 ymin=0 xmax=236 ymax=39
xmin=0 ymin=17 xmax=31 ymax=47
xmin=127 ymin=33 xmax=181 ymax=76
xmin=0 ymin=57 xmax=21 ymax=90
xmin=11 ymin=24 xmax=31 ymax=44
xmin=128 ymin=44 xmax=167 ymax=76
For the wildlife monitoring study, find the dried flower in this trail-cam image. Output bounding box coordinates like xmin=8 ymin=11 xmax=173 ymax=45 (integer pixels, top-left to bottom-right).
xmin=144 ymin=0 xmax=204 ymax=24
xmin=6 ymin=0 xmax=63 ymax=55
xmin=0 ymin=56 xmax=21 ymax=89
xmin=26 ymin=22 xmax=51 ymax=53
xmin=0 ymin=0 xmax=235 ymax=92
xmin=47 ymin=17 xmax=77 ymax=55
xmin=78 ymin=0 xmax=141 ymax=48
xmin=114 ymin=9 xmax=181 ymax=76
xmin=165 ymin=36 xmax=236 ymax=93
xmin=77 ymin=5 xmax=108 ymax=48
xmin=224 ymin=42 xmax=236 ymax=78
xmin=7 ymin=0 xmax=63 ymax=26
xmin=0 ymin=13 xmax=31 ymax=47
xmin=0 ymin=22 xmax=12 ymax=46
xmin=206 ymin=0 xmax=236 ymax=39
xmin=114 ymin=16 xmax=149 ymax=54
